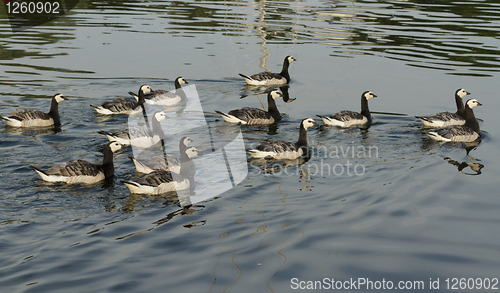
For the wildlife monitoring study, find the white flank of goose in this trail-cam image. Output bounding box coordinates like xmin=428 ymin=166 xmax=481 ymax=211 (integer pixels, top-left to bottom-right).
xmin=215 ymin=89 xmax=282 ymax=125
xmin=122 ymin=146 xmax=201 ymax=195
xmin=91 ymin=85 xmax=151 ymax=115
xmin=416 ymin=88 xmax=470 ymax=127
xmin=1 ymin=94 xmax=67 ymax=127
xmin=427 ymin=98 xmax=482 ymax=142
xmin=129 ymin=136 xmax=192 ymax=174
xmin=239 ymin=56 xmax=296 ymax=86
xmin=317 ymin=91 xmax=377 ymax=128
xmin=98 ymin=111 xmax=168 ymax=147
xmin=248 ymin=118 xmax=316 ymax=160
xmin=29 ymin=141 xmax=122 ymax=184
xmin=129 ymin=77 xmax=188 ymax=106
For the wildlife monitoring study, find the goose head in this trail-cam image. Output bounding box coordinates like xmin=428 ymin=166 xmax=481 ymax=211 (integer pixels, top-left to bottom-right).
xmin=54 ymin=93 xmax=67 ymax=103
xmin=301 ymin=118 xmax=317 ymax=130
xmin=466 ymin=98 xmax=482 ymax=109
xmin=456 ymin=88 xmax=470 ymax=99
xmin=363 ymin=91 xmax=377 ymax=100
xmin=269 ymin=89 xmax=283 ymax=100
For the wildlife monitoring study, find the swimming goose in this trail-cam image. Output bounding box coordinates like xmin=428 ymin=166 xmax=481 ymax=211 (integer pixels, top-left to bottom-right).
xmin=427 ymin=98 xmax=482 ymax=142
xmin=29 ymin=141 xmax=122 ymax=184
xmin=91 ymin=85 xmax=151 ymax=115
xmin=129 ymin=136 xmax=192 ymax=174
xmin=98 ymin=111 xmax=168 ymax=147
xmin=239 ymin=56 xmax=296 ymax=86
xmin=1 ymin=93 xmax=67 ymax=127
xmin=317 ymin=91 xmax=377 ymax=128
xmin=248 ymin=118 xmax=316 ymax=159
xmin=416 ymin=88 xmax=470 ymax=127
xmin=129 ymin=77 xmax=188 ymax=106
xmin=121 ymin=146 xmax=201 ymax=195
xmin=215 ymin=89 xmax=282 ymax=125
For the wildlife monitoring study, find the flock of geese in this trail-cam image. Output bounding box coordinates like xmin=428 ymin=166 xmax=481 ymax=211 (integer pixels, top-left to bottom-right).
xmin=1 ymin=56 xmax=484 ymax=195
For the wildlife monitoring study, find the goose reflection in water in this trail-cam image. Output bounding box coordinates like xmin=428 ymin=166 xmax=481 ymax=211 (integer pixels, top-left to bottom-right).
xmin=240 ymin=84 xmax=296 ymax=103
xmin=444 ymin=157 xmax=484 ymax=175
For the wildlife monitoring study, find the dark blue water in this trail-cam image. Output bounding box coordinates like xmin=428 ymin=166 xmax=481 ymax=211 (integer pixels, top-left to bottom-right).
xmin=1 ymin=1 xmax=500 ymax=292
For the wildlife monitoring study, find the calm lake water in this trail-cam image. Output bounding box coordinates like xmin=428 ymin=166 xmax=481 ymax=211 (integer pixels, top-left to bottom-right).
xmin=1 ymin=0 xmax=500 ymax=292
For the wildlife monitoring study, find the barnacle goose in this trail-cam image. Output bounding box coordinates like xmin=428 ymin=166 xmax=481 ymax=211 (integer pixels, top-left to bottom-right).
xmin=1 ymin=93 xmax=67 ymax=127
xmin=427 ymin=98 xmax=482 ymax=142
xmin=29 ymin=141 xmax=122 ymax=184
xmin=416 ymin=88 xmax=470 ymax=127
xmin=317 ymin=91 xmax=377 ymax=128
xmin=215 ymin=89 xmax=282 ymax=125
xmin=129 ymin=77 xmax=188 ymax=106
xmin=98 ymin=111 xmax=168 ymax=147
xmin=90 ymin=84 xmax=151 ymax=115
xmin=121 ymin=146 xmax=201 ymax=195
xmin=239 ymin=56 xmax=296 ymax=86
xmin=128 ymin=136 xmax=192 ymax=174
xmin=248 ymin=118 xmax=316 ymax=159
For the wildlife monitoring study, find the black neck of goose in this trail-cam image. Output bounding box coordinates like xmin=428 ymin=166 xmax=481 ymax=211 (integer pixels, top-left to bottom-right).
xmin=101 ymin=145 xmax=114 ymax=178
xmin=464 ymin=104 xmax=480 ymax=133
xmin=152 ymin=115 xmax=165 ymax=139
xmin=280 ymin=59 xmax=291 ymax=83
xmin=48 ymin=98 xmax=61 ymax=125
xmin=267 ymin=94 xmax=280 ymax=120
xmin=360 ymin=95 xmax=371 ymax=120
xmin=296 ymin=123 xmax=308 ymax=148
xmin=455 ymin=94 xmax=465 ymax=117
xmin=179 ymin=139 xmax=188 ymax=154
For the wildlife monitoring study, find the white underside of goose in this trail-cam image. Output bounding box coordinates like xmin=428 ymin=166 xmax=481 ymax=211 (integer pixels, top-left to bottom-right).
xmin=30 ymin=166 xmax=105 ymax=184
xmin=240 ymin=74 xmax=287 ymax=86
xmin=318 ymin=113 xmax=368 ymax=128
xmin=416 ymin=113 xmax=465 ymax=128
xmin=145 ymin=95 xmax=181 ymax=106
xmin=427 ymin=128 xmax=479 ymax=142
xmin=248 ymin=148 xmax=303 ymax=160
xmin=2 ymin=116 xmax=54 ymax=127
xmin=122 ymin=178 xmax=190 ymax=195
xmin=217 ymin=112 xmax=248 ymax=124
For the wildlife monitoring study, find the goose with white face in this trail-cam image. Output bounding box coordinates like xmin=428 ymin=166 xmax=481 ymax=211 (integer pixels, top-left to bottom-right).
xmin=215 ymin=89 xmax=283 ymax=125
xmin=1 ymin=93 xmax=67 ymax=127
xmin=317 ymin=91 xmax=376 ymax=128
xmin=416 ymin=88 xmax=470 ymax=127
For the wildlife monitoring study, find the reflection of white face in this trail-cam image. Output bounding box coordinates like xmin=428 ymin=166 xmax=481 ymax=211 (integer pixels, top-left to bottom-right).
xmin=302 ymin=118 xmax=316 ymax=130
xmin=109 ymin=141 xmax=122 ymax=152
xmin=140 ymin=85 xmax=152 ymax=94
xmin=55 ymin=94 xmax=66 ymax=103
xmin=185 ymin=147 xmax=200 ymax=158
xmin=364 ymin=91 xmax=376 ymax=100
xmin=457 ymin=88 xmax=469 ymax=99
xmin=270 ymin=89 xmax=282 ymax=100
xmin=466 ymin=99 xmax=481 ymax=109
xmin=154 ymin=111 xmax=168 ymax=122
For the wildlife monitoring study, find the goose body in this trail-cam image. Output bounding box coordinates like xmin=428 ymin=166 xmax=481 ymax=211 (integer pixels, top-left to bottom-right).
xmin=129 ymin=136 xmax=192 ymax=174
xmin=239 ymin=56 xmax=296 ymax=86
xmin=215 ymin=89 xmax=282 ymax=125
xmin=91 ymin=85 xmax=151 ymax=115
xmin=1 ymin=94 xmax=67 ymax=127
xmin=98 ymin=111 xmax=168 ymax=147
xmin=416 ymin=88 xmax=470 ymax=127
xmin=427 ymin=99 xmax=482 ymax=142
xmin=248 ymin=118 xmax=316 ymax=159
xmin=122 ymin=147 xmax=200 ymax=195
xmin=129 ymin=77 xmax=188 ymax=106
xmin=317 ymin=91 xmax=376 ymax=128
xmin=29 ymin=141 xmax=122 ymax=184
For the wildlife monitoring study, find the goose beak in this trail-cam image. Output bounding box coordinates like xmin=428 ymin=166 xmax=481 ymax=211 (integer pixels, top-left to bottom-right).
xmin=477 ymin=102 xmax=482 ymax=106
